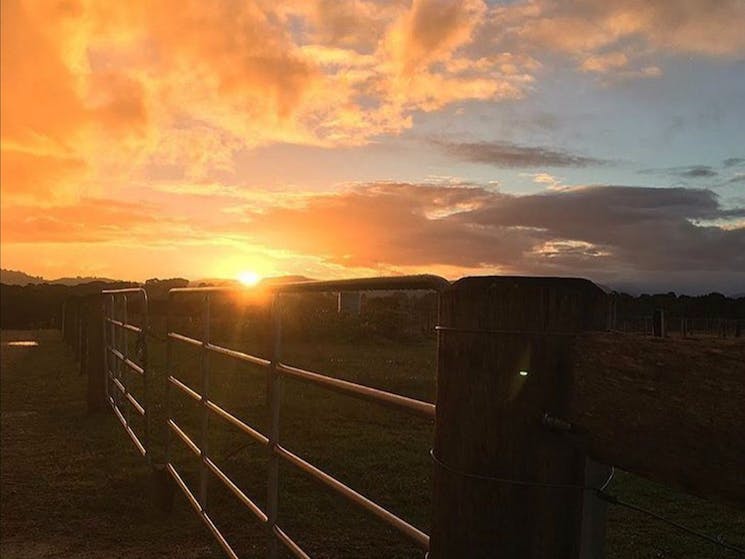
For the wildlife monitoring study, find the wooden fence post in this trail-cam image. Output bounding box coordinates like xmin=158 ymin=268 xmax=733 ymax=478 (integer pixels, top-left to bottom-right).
xmin=430 ymin=276 xmax=608 ymax=558
xmin=80 ymin=299 xmax=89 ymax=376
xmin=61 ymin=299 xmax=67 ymax=339
xmin=86 ymin=295 xmax=106 ymax=413
xmin=652 ymin=309 xmax=665 ymax=338
xmin=67 ymin=297 xmax=80 ymax=350
xmin=64 ymin=297 xmax=75 ymax=348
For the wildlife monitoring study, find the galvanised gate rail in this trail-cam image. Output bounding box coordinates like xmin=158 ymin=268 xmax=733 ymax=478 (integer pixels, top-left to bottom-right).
xmin=102 ymin=288 xmax=150 ymax=459
xmin=165 ymin=275 xmax=448 ymax=559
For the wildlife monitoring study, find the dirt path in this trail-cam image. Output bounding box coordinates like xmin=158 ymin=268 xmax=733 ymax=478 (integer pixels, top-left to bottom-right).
xmin=0 ymin=330 xmax=221 ymax=558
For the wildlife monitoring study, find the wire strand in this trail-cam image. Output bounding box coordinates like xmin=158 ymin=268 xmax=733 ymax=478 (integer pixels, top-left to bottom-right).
xmin=430 ymin=449 xmax=613 ymax=491
xmin=596 ymin=491 xmax=745 ymax=555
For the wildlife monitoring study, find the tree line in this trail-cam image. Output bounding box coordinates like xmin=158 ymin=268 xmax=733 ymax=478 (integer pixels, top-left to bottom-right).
xmin=2 ymin=280 xmax=744 ymax=335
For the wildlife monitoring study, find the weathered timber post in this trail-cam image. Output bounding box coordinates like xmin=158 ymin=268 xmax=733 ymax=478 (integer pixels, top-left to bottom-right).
xmin=61 ymin=299 xmax=67 ymax=339
xmin=80 ymin=299 xmax=89 ymax=376
xmin=69 ymin=297 xmax=80 ymax=350
xmin=85 ymin=295 xmax=107 ymax=413
xmin=62 ymin=300 xmax=70 ymax=345
xmin=608 ymin=295 xmax=617 ymax=331
xmin=431 ymin=276 xmax=608 ymax=558
xmin=150 ymin=464 xmax=175 ymax=513
xmin=652 ymin=309 xmax=665 ymax=338
xmin=76 ymin=300 xmax=83 ymax=360
xmin=64 ymin=297 xmax=76 ymax=348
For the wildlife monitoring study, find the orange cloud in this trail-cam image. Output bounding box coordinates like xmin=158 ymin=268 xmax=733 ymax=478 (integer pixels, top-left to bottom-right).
xmin=1 ymin=1 xmax=89 ymax=201
xmin=489 ymin=0 xmax=745 ymax=74
xmin=2 ymin=0 xmax=538 ymax=206
xmin=386 ymin=0 xmax=485 ymax=74
xmin=0 ymin=197 xmax=178 ymax=243
xmin=580 ymin=52 xmax=629 ymax=73
xmin=17 ymin=0 xmax=740 ymax=207
xmin=238 ymin=183 xmax=526 ymax=268
xmin=218 ymin=183 xmax=745 ymax=281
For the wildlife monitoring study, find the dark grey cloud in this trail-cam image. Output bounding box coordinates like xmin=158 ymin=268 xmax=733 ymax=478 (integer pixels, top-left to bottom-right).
xmin=680 ymin=166 xmax=718 ymax=178
xmin=464 ymin=186 xmax=745 ymax=275
xmin=640 ymin=165 xmax=718 ymax=179
xmin=723 ymin=157 xmax=745 ymax=168
xmin=642 ymin=157 xmax=745 ymax=181
xmin=237 ymin=183 xmax=745 ymax=293
xmin=433 ymin=139 xmax=607 ymax=168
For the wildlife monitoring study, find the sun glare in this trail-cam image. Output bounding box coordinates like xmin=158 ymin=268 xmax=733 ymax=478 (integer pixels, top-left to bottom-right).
xmin=237 ymin=270 xmax=261 ymax=286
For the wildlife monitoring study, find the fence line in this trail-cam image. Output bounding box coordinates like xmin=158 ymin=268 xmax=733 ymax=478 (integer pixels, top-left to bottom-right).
xmin=52 ymin=274 xmax=745 ymax=557
xmin=614 ymin=313 xmax=742 ymax=338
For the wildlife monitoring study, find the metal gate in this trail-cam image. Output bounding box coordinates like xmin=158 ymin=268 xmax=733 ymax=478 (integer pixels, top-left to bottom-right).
xmin=164 ymin=275 xmax=447 ymax=559
xmin=102 ymin=287 xmax=150 ymax=459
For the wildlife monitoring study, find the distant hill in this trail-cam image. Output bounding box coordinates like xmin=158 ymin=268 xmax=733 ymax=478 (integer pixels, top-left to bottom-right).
xmin=0 ymin=269 xmax=45 ymax=285
xmin=1 ymin=268 xmax=118 ymax=286
xmin=48 ymin=275 xmax=118 ymax=286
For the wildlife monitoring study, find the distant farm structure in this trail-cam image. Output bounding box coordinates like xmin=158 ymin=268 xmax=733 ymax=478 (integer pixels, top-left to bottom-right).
xmin=59 ymin=276 xmax=745 ymax=558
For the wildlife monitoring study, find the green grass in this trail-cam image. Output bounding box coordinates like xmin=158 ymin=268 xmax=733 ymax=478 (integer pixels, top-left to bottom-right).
xmin=0 ymin=329 xmax=223 ymax=558
xmin=2 ymin=328 xmax=744 ymax=558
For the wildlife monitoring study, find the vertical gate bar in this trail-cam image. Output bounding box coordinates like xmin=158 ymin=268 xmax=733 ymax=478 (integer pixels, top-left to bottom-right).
xmin=119 ymin=295 xmax=126 ymax=411
xmin=266 ymin=294 xmax=283 ymax=559
xmin=141 ymin=289 xmax=150 ymax=460
xmin=165 ymin=292 xmax=174 ymax=467
xmin=123 ymin=294 xmax=131 ymax=428
xmin=114 ymin=296 xmax=122 ymax=411
xmin=109 ymin=296 xmax=115 ymax=404
xmin=103 ymin=295 xmax=111 ymax=403
xmin=199 ymin=293 xmax=211 ymax=510
xmin=77 ymin=304 xmax=83 ymax=361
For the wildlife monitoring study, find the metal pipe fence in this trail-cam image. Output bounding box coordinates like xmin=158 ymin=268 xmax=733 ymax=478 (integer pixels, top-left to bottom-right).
xmin=164 ymin=275 xmax=447 ymax=558
xmin=102 ymin=287 xmax=150 ymax=460
xmin=95 ymin=276 xmax=745 ymax=557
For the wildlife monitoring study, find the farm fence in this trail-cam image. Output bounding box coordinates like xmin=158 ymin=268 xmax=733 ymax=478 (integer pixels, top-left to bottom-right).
xmin=59 ymin=275 xmax=745 ymax=557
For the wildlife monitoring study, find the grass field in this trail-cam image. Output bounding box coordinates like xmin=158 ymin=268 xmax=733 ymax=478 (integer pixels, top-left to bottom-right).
xmin=2 ymin=328 xmax=744 ymax=558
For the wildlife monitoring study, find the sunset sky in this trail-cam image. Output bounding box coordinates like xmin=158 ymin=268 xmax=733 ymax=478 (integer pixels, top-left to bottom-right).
xmin=2 ymin=0 xmax=744 ymax=293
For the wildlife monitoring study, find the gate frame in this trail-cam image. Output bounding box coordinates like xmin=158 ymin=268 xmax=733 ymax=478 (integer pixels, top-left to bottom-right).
xmin=102 ymin=287 xmax=151 ymax=460
xmin=164 ymin=275 xmax=447 ymax=559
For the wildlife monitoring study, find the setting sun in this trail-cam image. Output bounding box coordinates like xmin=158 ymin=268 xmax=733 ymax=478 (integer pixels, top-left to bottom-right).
xmin=237 ymin=270 xmax=261 ymax=286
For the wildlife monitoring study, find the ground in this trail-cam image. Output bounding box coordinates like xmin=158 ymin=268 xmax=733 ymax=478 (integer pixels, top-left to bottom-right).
xmin=1 ymin=330 xmax=220 ymax=558
xmin=1 ymin=329 xmax=744 ymax=558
